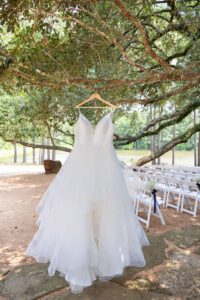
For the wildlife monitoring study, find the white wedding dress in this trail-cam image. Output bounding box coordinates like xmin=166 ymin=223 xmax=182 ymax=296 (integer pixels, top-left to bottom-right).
xmin=25 ymin=112 xmax=149 ymax=293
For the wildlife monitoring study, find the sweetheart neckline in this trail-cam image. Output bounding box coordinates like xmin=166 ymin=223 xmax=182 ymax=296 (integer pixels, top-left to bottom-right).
xmin=77 ymin=112 xmax=112 ymax=132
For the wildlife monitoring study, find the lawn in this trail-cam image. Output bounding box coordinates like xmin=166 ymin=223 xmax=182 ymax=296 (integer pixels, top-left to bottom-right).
xmin=117 ymin=149 xmax=196 ymax=166
xmin=0 ymin=147 xmax=196 ymax=166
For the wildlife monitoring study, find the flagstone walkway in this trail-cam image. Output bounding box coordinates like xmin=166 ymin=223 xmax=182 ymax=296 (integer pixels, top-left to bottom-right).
xmin=1 ymin=224 xmax=200 ymax=300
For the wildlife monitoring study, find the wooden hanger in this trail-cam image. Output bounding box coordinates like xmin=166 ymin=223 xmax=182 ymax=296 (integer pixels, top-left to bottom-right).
xmin=74 ymin=93 xmax=115 ymax=109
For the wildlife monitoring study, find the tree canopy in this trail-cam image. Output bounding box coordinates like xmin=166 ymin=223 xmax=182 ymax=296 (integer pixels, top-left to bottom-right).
xmin=0 ymin=0 xmax=200 ymax=165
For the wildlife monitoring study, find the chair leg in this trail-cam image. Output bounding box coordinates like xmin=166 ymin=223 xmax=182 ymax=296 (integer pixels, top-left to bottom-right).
xmin=194 ymin=197 xmax=198 ymax=218
xmin=132 ymin=196 xmax=137 ymax=212
xmin=163 ymin=189 xmax=167 ymax=207
xmin=166 ymin=190 xmax=170 ymax=207
xmin=180 ymin=194 xmax=184 ymax=213
xmin=135 ymin=198 xmax=139 ymax=216
xmin=156 ymin=204 xmax=165 ymax=225
xmin=146 ymin=203 xmax=152 ymax=228
xmin=177 ymin=194 xmax=182 ymax=212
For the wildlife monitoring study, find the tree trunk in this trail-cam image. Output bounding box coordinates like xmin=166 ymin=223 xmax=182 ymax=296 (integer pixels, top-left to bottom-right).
xmin=41 ymin=136 xmax=45 ymax=163
xmin=156 ymin=107 xmax=161 ymax=165
xmin=23 ymin=145 xmax=26 ymax=163
xmin=32 ymin=133 xmax=36 ymax=164
xmin=38 ymin=148 xmax=41 ymax=164
xmin=52 ymin=131 xmax=56 ymax=160
xmin=14 ymin=142 xmax=17 ymax=163
xmin=150 ymin=105 xmax=156 ymax=165
xmin=152 ymin=135 xmax=156 ymax=164
xmin=52 ymin=149 xmax=56 ymax=160
xmin=39 ymin=136 xmax=45 ymax=164
xmin=115 ymin=99 xmax=200 ymax=147
xmin=149 ymin=105 xmax=152 ymax=154
xmin=194 ymin=110 xmax=197 ymax=166
xmin=152 ymin=105 xmax=156 ymax=165
xmin=172 ymin=124 xmax=176 ymax=165
xmin=137 ymin=122 xmax=200 ymax=166
xmin=134 ymin=140 xmax=138 ymax=150
xmin=157 ymin=131 xmax=161 ymax=165
xmin=47 ymin=138 xmax=51 ymax=159
xmin=198 ymin=132 xmax=200 ymax=166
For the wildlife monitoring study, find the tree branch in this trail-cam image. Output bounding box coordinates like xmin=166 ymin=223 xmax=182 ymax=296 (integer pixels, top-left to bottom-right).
xmin=46 ymin=123 xmax=55 ymax=146
xmin=3 ymin=138 xmax=72 ymax=152
xmin=136 ymin=122 xmax=200 ymax=166
xmin=113 ymin=0 xmax=172 ymax=70
xmin=37 ymin=8 xmax=145 ymax=71
xmin=113 ymin=81 xmax=200 ymax=106
xmin=115 ymin=98 xmax=200 ymax=145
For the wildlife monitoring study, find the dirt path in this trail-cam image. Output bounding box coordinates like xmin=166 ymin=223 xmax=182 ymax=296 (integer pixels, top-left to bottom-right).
xmin=0 ymin=173 xmax=199 ymax=271
xmin=0 ymin=164 xmax=43 ymax=178
xmin=0 ymin=174 xmax=54 ymax=270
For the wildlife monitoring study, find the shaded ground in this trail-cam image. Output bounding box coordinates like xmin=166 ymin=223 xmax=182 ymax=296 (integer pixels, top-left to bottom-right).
xmin=1 ymin=225 xmax=200 ymax=300
xmin=0 ymin=173 xmax=200 ymax=299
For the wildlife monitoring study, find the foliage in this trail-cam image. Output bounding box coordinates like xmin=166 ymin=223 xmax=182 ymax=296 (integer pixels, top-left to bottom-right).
xmin=0 ymin=0 xmax=200 ymax=164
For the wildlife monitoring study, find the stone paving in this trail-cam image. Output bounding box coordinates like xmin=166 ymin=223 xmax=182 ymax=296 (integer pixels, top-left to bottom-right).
xmin=1 ymin=224 xmax=200 ymax=300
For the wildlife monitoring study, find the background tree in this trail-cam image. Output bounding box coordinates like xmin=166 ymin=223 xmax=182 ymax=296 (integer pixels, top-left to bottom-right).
xmin=0 ymin=0 xmax=200 ymax=165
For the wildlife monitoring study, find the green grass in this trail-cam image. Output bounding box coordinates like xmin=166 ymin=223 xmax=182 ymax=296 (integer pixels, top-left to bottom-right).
xmin=0 ymin=147 xmax=34 ymax=164
xmin=116 ymin=149 xmax=196 ymax=166
xmin=0 ymin=147 xmax=197 ymax=166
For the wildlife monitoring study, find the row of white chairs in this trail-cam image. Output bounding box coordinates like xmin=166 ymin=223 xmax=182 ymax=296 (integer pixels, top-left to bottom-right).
xmin=138 ymin=164 xmax=200 ymax=171
xmin=138 ymin=173 xmax=200 ymax=218
xmin=135 ymin=165 xmax=200 ymax=175
xmin=135 ymin=166 xmax=200 ymax=186
xmin=123 ymin=164 xmax=200 ymax=228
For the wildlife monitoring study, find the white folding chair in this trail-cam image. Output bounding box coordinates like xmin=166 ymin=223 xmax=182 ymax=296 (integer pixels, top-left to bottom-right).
xmin=166 ymin=178 xmax=183 ymax=211
xmin=135 ymin=189 xmax=165 ymax=228
xmin=122 ymin=165 xmax=145 ymax=211
xmin=154 ymin=175 xmax=168 ymax=206
xmin=180 ymin=180 xmax=200 ymax=217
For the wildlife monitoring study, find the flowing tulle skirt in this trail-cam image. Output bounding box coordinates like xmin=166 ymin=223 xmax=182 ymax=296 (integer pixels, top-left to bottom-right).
xmin=25 ymin=144 xmax=149 ymax=292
